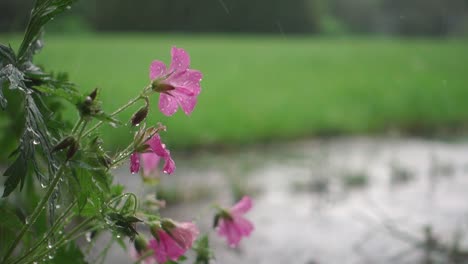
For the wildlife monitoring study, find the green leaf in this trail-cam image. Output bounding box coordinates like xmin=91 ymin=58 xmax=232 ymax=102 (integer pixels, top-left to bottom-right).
xmin=0 ymin=64 xmax=26 ymax=91
xmin=193 ymin=235 xmax=214 ymax=264
xmin=2 ymin=154 xmax=28 ymax=197
xmin=0 ymin=204 xmax=23 ymax=230
xmin=0 ymin=43 xmax=16 ymax=65
xmin=52 ymin=241 xmax=88 ymax=264
xmin=34 ymin=84 xmax=81 ymax=105
xmin=17 ymin=0 xmax=77 ymax=63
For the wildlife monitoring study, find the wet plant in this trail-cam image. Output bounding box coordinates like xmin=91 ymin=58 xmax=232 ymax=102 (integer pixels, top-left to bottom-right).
xmin=0 ymin=1 xmax=253 ymax=263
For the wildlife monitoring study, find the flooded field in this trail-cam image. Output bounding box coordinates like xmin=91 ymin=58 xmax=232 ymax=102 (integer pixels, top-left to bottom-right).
xmin=106 ymin=137 xmax=468 ymax=264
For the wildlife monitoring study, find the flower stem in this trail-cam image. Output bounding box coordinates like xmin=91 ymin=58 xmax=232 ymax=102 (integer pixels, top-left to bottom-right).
xmin=11 ymin=200 xmax=77 ymax=264
xmin=134 ymin=250 xmax=155 ymax=264
xmin=30 ymin=217 xmax=98 ymax=263
xmin=83 ymin=94 xmax=144 ymax=138
xmin=2 ymin=165 xmax=65 ymax=263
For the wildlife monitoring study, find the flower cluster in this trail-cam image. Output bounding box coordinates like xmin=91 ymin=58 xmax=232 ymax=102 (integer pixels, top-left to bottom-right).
xmin=128 ymin=47 xmax=254 ymax=263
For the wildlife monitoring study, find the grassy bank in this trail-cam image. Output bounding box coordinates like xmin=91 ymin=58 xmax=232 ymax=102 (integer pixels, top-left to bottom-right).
xmin=1 ymin=34 xmax=468 ymax=149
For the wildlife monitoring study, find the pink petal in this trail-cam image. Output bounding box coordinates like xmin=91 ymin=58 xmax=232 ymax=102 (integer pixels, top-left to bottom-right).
xmin=172 ymin=89 xmax=198 ymax=115
xmin=130 ymin=152 xmax=140 ymax=174
xmin=141 ymin=152 xmax=160 ymax=176
xmin=233 ymin=216 xmax=254 ymax=237
xmin=170 ymin=222 xmax=199 ymax=249
xmin=149 ymin=60 xmax=167 ymax=80
xmin=159 ymin=93 xmax=179 ymax=116
xmin=167 ymin=69 xmax=202 ymax=96
xmin=218 ymin=219 xmax=242 ymax=247
xmin=163 ymin=155 xmax=176 ymax=174
xmin=149 ymin=232 xmax=186 ymax=263
xmin=169 ymin=47 xmax=190 ymax=73
xmin=231 ymin=196 xmax=253 ymax=215
xmin=147 ymin=134 xmax=168 ymax=157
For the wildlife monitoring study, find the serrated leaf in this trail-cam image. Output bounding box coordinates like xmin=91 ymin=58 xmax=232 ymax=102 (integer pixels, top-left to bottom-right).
xmin=34 ymin=84 xmax=81 ymax=105
xmin=0 ymin=64 xmax=26 ymax=91
xmin=18 ymin=0 xmax=77 ymax=63
xmin=2 ymin=154 xmax=28 ymax=197
xmin=0 ymin=205 xmax=24 ymax=230
xmin=0 ymin=44 xmax=16 ymax=65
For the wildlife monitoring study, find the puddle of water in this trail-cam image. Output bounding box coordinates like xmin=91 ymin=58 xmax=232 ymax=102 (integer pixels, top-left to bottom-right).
xmin=105 ymin=137 xmax=468 ymax=264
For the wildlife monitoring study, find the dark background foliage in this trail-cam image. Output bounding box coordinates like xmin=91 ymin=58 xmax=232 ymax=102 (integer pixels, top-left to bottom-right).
xmin=1 ymin=0 xmax=468 ymax=36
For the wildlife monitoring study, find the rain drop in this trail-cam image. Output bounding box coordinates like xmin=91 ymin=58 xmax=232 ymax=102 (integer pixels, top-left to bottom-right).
xmin=48 ymin=254 xmax=54 ymax=260
xmin=116 ymin=234 xmax=121 ymax=238
xmin=55 ymin=204 xmax=61 ymax=209
xmin=66 ymin=5 xmax=71 ymax=10
xmin=47 ymin=241 xmax=53 ymax=249
xmin=85 ymin=232 xmax=92 ymax=242
xmin=25 ymin=217 xmax=30 ymax=224
xmin=32 ymin=139 xmax=40 ymax=145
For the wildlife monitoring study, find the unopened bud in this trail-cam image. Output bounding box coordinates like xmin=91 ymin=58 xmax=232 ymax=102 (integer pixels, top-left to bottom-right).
xmin=52 ymin=136 xmax=75 ymax=153
xmin=89 ymin=88 xmax=98 ymax=101
xmin=131 ymin=106 xmax=149 ymax=126
xmin=66 ymin=141 xmax=79 ymax=161
xmin=134 ymin=236 xmax=148 ymax=254
xmin=150 ymin=222 xmax=162 ymax=240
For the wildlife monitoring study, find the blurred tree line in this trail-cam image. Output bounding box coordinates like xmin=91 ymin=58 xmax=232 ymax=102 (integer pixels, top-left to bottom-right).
xmin=1 ymin=0 xmax=467 ymax=35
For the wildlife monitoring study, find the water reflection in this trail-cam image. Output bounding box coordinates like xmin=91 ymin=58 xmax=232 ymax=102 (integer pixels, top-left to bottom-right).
xmin=107 ymin=137 xmax=468 ymax=264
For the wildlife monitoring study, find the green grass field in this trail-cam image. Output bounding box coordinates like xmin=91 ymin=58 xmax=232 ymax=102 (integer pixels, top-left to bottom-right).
xmin=2 ymin=34 xmax=468 ymax=149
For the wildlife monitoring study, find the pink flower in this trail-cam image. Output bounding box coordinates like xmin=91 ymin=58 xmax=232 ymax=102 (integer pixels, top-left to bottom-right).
xmin=130 ymin=133 xmax=175 ymax=175
xmin=216 ymin=196 xmax=254 ymax=248
xmin=149 ymin=47 xmax=202 ymax=116
xmin=149 ymin=221 xmax=199 ymax=263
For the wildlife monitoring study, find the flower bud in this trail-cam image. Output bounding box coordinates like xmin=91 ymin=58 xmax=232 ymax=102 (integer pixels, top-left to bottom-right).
xmin=52 ymin=136 xmax=75 ymax=153
xmin=131 ymin=106 xmax=149 ymax=126
xmin=66 ymin=141 xmax=79 ymax=161
xmin=150 ymin=222 xmax=162 ymax=241
xmin=134 ymin=235 xmax=148 ymax=255
xmin=88 ymin=88 xmax=98 ymax=101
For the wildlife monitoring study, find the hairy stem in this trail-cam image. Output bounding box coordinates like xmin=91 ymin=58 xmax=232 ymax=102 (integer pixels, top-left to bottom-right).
xmin=2 ymin=165 xmax=65 ymax=263
xmin=12 ymin=200 xmax=77 ymax=264
xmin=83 ymin=94 xmax=144 ymax=138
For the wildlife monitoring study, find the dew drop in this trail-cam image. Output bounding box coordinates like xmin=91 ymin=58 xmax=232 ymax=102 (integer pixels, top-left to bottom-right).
xmin=135 ymin=123 xmax=140 ymax=127
xmin=33 ymin=262 xmax=38 ymax=264
xmin=66 ymin=5 xmax=71 ymax=10
xmin=58 ymin=230 xmax=63 ymax=235
xmin=47 ymin=241 xmax=53 ymax=249
xmin=32 ymin=139 xmax=40 ymax=145
xmin=55 ymin=204 xmax=61 ymax=209
xmin=48 ymin=254 xmax=54 ymax=259
xmin=85 ymin=232 xmax=92 ymax=242
xmin=116 ymin=234 xmax=121 ymax=238
xmin=25 ymin=217 xmax=30 ymax=224
xmin=40 ymin=182 xmax=47 ymax=189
